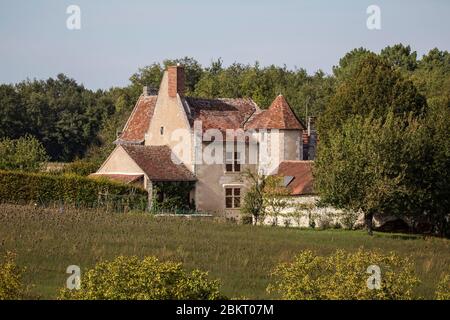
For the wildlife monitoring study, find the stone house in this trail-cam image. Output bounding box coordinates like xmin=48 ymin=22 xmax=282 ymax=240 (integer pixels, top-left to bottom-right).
xmin=93 ymin=65 xmax=317 ymax=218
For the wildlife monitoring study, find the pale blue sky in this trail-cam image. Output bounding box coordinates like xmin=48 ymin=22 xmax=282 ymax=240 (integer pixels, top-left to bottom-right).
xmin=1 ymin=0 xmax=449 ymax=89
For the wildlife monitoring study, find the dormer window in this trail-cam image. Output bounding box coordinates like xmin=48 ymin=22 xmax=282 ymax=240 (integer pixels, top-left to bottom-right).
xmin=160 ymin=126 xmax=164 ymax=135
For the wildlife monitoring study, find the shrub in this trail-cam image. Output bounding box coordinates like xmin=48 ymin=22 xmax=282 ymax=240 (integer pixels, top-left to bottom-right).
xmin=59 ymin=256 xmax=223 ymax=300
xmin=0 ymin=170 xmax=147 ymax=210
xmin=267 ymin=249 xmax=420 ymax=300
xmin=60 ymin=160 xmax=99 ymax=176
xmin=435 ymin=274 xmax=450 ymax=300
xmin=340 ymin=210 xmax=360 ymax=230
xmin=0 ymin=252 xmax=27 ymax=300
xmin=0 ymin=135 xmax=49 ymax=172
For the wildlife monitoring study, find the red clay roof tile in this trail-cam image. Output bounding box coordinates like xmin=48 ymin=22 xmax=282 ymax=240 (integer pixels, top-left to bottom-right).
xmin=245 ymin=95 xmax=305 ymax=130
xmin=273 ymin=160 xmax=314 ymax=195
xmin=122 ymin=145 xmax=196 ymax=182
xmin=118 ymin=95 xmax=157 ymax=143
xmin=185 ymin=97 xmax=258 ymax=132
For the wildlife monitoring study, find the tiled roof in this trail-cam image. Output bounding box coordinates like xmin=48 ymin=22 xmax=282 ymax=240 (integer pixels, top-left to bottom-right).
xmin=184 ymin=97 xmax=258 ymax=132
xmin=122 ymin=145 xmax=196 ymax=182
xmin=118 ymin=95 xmax=157 ymax=143
xmin=89 ymin=173 xmax=144 ymax=184
xmin=245 ymin=95 xmax=305 ymax=130
xmin=273 ymin=160 xmax=314 ymax=195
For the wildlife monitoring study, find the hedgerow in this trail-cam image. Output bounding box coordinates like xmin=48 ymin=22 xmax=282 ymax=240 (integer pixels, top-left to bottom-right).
xmin=0 ymin=170 xmax=147 ymax=210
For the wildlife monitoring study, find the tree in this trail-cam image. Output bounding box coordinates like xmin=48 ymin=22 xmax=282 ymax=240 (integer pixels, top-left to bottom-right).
xmin=319 ymin=55 xmax=427 ymax=138
xmin=314 ymin=113 xmax=425 ymax=235
xmin=0 ymin=85 xmax=26 ymax=139
xmin=0 ymin=135 xmax=49 ymax=172
xmin=263 ymin=176 xmax=290 ymax=226
xmin=380 ymin=43 xmax=418 ymax=72
xmin=241 ymin=169 xmax=266 ymax=225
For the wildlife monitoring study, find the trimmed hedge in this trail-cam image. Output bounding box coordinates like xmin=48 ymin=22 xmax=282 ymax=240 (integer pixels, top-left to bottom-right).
xmin=0 ymin=170 xmax=148 ymax=210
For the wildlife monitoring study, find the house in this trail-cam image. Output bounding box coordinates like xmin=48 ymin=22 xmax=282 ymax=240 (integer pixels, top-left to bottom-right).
xmin=93 ymin=65 xmax=316 ymax=218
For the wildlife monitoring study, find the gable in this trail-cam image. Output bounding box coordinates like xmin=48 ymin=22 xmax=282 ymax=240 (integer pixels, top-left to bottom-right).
xmin=118 ymin=94 xmax=157 ymax=144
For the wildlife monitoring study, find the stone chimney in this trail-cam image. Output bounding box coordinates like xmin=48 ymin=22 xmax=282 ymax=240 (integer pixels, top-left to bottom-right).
xmin=168 ymin=64 xmax=185 ymax=97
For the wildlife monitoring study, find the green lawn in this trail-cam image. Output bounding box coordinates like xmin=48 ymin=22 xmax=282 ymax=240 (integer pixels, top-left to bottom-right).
xmin=0 ymin=204 xmax=448 ymax=299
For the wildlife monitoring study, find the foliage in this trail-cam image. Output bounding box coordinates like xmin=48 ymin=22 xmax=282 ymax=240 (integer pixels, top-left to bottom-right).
xmin=151 ymin=181 xmax=195 ymax=212
xmin=263 ymin=175 xmax=290 ymax=226
xmin=0 ymin=252 xmax=27 ymax=300
xmin=314 ymin=113 xmax=427 ymax=234
xmin=267 ymin=249 xmax=420 ymax=300
xmin=1 ymin=204 xmax=448 ymax=299
xmin=59 ymin=160 xmax=99 ymax=176
xmin=241 ymin=169 xmax=266 ymax=225
xmin=380 ymin=44 xmax=418 ymax=72
xmin=435 ymin=274 xmax=450 ymax=300
xmin=0 ymin=170 xmax=147 ymax=210
xmin=0 ymin=135 xmax=49 ymax=172
xmin=319 ymin=54 xmax=426 ymax=137
xmin=59 ymin=255 xmax=222 ymax=300
xmin=8 ymin=74 xmax=115 ymax=161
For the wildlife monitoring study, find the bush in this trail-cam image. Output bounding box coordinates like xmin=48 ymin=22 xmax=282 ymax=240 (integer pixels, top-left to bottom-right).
xmin=267 ymin=249 xmax=420 ymax=300
xmin=60 ymin=160 xmax=99 ymax=176
xmin=436 ymin=274 xmax=450 ymax=300
xmin=59 ymin=256 xmax=223 ymax=300
xmin=0 ymin=170 xmax=147 ymax=210
xmin=0 ymin=135 xmax=49 ymax=172
xmin=0 ymin=252 xmax=27 ymax=300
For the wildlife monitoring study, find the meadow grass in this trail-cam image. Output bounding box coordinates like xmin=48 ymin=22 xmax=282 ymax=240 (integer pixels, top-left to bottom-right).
xmin=0 ymin=204 xmax=448 ymax=299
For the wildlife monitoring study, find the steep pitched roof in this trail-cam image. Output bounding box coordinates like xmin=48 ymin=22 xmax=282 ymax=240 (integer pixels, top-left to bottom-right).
xmin=273 ymin=160 xmax=314 ymax=195
xmin=117 ymin=95 xmax=157 ymax=144
xmin=122 ymin=145 xmax=196 ymax=182
xmin=184 ymin=97 xmax=258 ymax=132
xmin=245 ymin=95 xmax=305 ymax=130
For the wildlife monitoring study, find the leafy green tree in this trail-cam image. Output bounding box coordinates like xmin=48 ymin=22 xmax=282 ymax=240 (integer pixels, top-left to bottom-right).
xmin=319 ymin=55 xmax=427 ymax=138
xmin=0 ymin=85 xmax=26 ymax=139
xmin=241 ymin=169 xmax=266 ymax=225
xmin=0 ymin=135 xmax=49 ymax=172
xmin=263 ymin=175 xmax=290 ymax=226
xmin=314 ymin=113 xmax=425 ymax=234
xmin=380 ymin=43 xmax=418 ymax=72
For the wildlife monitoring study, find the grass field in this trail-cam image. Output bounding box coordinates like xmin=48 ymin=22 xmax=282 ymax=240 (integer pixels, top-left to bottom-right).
xmin=0 ymin=204 xmax=449 ymax=299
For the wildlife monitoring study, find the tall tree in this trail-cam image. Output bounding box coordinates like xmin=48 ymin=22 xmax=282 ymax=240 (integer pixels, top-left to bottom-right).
xmin=318 ymin=55 xmax=427 ymax=138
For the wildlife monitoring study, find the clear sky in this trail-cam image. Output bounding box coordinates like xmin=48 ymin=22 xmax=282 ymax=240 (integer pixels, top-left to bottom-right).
xmin=1 ymin=0 xmax=449 ymax=90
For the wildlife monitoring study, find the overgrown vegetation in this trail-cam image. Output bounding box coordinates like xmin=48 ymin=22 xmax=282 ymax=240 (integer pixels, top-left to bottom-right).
xmin=315 ymin=48 xmax=450 ymax=236
xmin=0 ymin=135 xmax=49 ymax=172
xmin=59 ymin=256 xmax=222 ymax=300
xmin=267 ymin=249 xmax=420 ymax=300
xmin=0 ymin=252 xmax=28 ymax=300
xmin=1 ymin=204 xmax=448 ymax=299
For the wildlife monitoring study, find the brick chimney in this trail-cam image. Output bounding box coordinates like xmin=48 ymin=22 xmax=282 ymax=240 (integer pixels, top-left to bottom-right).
xmin=168 ymin=64 xmax=185 ymax=97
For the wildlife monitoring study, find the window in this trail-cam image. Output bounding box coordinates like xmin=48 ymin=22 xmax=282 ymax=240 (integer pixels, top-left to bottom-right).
xmin=225 ymin=187 xmax=241 ymax=209
xmin=160 ymin=126 xmax=164 ymax=135
xmin=225 ymin=151 xmax=241 ymax=172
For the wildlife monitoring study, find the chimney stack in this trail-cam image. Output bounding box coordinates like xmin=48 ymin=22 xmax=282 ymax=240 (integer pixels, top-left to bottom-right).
xmin=143 ymin=86 xmax=150 ymax=96
xmin=168 ymin=64 xmax=185 ymax=98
